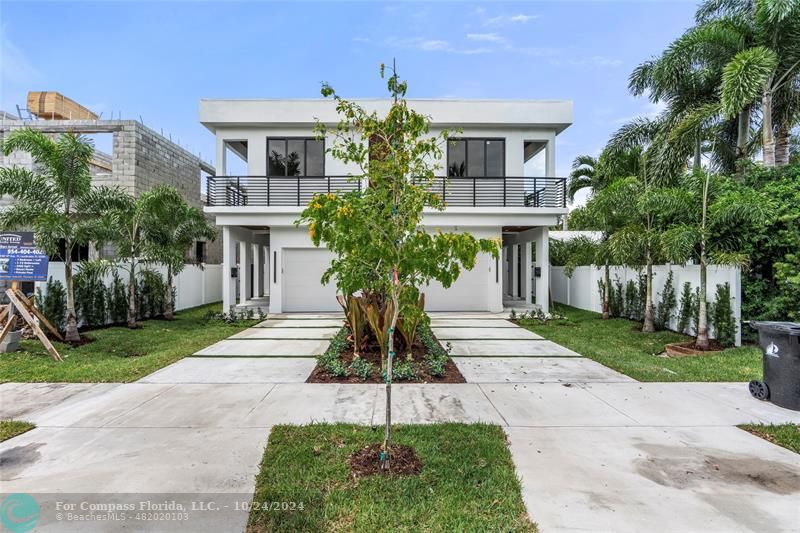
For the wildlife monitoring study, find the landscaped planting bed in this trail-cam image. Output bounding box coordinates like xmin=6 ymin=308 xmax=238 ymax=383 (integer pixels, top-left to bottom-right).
xmin=520 ymin=304 xmax=762 ymax=382
xmin=247 ymin=423 xmax=536 ymax=532
xmin=307 ymin=323 xmax=465 ymax=383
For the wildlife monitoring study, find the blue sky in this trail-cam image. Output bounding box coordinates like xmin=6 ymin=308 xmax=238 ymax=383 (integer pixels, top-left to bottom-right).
xmin=2 ymin=1 xmax=696 ymax=205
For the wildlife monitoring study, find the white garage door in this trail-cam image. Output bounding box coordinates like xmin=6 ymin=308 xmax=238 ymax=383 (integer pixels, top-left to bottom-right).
xmin=423 ymin=257 xmax=490 ymax=311
xmin=282 ymin=248 xmax=340 ymax=312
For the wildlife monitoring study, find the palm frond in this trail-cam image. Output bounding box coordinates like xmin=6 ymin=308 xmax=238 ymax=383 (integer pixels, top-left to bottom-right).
xmin=721 ymin=46 xmax=779 ymax=116
xmin=660 ymin=224 xmax=701 ymax=263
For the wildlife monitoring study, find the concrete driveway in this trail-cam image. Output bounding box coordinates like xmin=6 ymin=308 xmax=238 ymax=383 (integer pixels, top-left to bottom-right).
xmin=2 ymin=312 xmax=799 ymax=532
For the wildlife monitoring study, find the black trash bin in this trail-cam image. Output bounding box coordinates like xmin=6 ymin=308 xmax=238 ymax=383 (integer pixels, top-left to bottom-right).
xmin=749 ymin=321 xmax=800 ymax=411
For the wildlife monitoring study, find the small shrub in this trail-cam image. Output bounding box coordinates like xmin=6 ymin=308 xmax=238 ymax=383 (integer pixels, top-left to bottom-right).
xmin=677 ymin=282 xmax=694 ymax=334
xmin=597 ymin=278 xmax=606 ymax=312
xmin=419 ymin=323 xmax=448 ymax=377
xmin=108 ymin=272 xmax=129 ymax=325
xmin=137 ymin=269 xmax=166 ymax=319
xmin=74 ymin=267 xmax=107 ymax=329
xmin=711 ymin=282 xmax=737 ymax=347
xmin=624 ymin=279 xmax=638 ymax=320
xmin=610 ymin=277 xmax=624 ymax=317
xmin=518 ymin=308 xmax=566 ymax=323
xmin=655 ymin=270 xmax=677 ymax=331
xmin=317 ymin=327 xmax=350 ymax=377
xmin=509 ymin=309 xmax=517 ymax=321
xmin=391 ymin=361 xmax=418 ymax=381
xmin=35 ymin=277 xmax=66 ymax=333
xmin=349 ymin=358 xmax=374 ymax=381
xmin=637 ymin=272 xmax=647 ymax=321
xmin=202 ymin=307 xmax=259 ymax=325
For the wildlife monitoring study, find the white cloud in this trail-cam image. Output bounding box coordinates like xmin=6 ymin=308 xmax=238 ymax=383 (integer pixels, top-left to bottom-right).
xmin=352 ymin=36 xmax=370 ymax=44
xmin=417 ymin=39 xmax=449 ymax=51
xmin=385 ymin=36 xmax=491 ymax=55
xmin=484 ymin=13 xmax=538 ymax=26
xmin=466 ymin=32 xmax=506 ymax=43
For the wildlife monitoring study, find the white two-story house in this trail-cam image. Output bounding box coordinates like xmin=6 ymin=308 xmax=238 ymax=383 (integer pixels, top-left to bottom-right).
xmin=200 ymin=99 xmax=572 ymax=314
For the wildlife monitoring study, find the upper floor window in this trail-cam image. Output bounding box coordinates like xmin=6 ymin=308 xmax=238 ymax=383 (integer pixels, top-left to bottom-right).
xmin=267 ymin=138 xmax=324 ymax=176
xmin=447 ymin=138 xmax=505 ymax=177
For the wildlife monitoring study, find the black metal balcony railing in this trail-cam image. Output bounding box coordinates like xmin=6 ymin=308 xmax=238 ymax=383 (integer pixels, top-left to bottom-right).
xmin=206 ymin=176 xmax=566 ymax=208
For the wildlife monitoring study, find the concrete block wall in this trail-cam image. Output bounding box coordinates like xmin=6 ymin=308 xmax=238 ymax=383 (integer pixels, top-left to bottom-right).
xmin=0 ymin=118 xmax=222 ymax=263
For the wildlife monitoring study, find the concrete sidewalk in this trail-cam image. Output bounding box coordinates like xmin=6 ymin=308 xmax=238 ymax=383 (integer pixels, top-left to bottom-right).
xmin=2 ymin=312 xmax=799 ymax=532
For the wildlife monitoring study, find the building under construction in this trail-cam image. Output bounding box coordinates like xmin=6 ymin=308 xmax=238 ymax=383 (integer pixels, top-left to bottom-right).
xmin=0 ymin=91 xmax=221 ymax=265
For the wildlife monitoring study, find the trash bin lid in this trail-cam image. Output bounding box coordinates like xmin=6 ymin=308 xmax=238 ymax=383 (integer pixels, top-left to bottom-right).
xmin=750 ymin=321 xmax=800 ymax=336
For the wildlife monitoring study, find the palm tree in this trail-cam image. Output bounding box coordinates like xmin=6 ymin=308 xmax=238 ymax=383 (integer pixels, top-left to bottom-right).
xmin=660 ymin=171 xmax=770 ymax=348
xmin=568 ymin=148 xmax=642 ymax=203
xmin=570 ymin=179 xmax=633 ymax=319
xmin=145 ymin=189 xmax=216 ymax=320
xmin=688 ymin=0 xmax=800 ymax=167
xmin=101 ymin=185 xmax=180 ymax=328
xmin=0 ymin=129 xmax=122 ymax=342
xmin=602 ymin=173 xmax=676 ymax=332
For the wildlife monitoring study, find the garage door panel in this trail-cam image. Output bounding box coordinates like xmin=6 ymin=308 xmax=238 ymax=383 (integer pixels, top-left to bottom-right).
xmin=424 ymin=259 xmax=489 ymax=311
xmin=283 ymin=249 xmax=340 ymax=312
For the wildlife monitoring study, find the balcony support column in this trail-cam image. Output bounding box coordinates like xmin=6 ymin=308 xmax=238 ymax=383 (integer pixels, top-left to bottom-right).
xmin=510 ymin=244 xmax=520 ymax=298
xmin=252 ymin=243 xmax=262 ymax=298
xmin=239 ymin=240 xmax=252 ymax=305
xmin=534 ymin=227 xmax=550 ymax=313
xmin=521 ymin=241 xmax=533 ymax=306
xmin=222 ymin=226 xmax=236 ymax=312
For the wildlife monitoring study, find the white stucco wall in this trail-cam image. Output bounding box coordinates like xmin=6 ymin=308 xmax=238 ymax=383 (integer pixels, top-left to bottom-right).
xmin=38 ymin=263 xmax=223 ymax=316
xmin=551 ymin=264 xmax=742 ymax=345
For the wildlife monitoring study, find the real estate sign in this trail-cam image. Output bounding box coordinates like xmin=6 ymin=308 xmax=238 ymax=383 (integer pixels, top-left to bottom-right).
xmin=0 ymin=232 xmax=49 ymax=282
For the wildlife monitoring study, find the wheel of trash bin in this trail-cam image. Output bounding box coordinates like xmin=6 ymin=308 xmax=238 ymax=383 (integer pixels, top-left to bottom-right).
xmin=748 ymin=380 xmax=769 ymax=401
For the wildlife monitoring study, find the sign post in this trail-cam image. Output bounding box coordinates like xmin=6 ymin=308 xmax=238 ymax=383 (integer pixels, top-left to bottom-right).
xmin=0 ymin=232 xmax=62 ymax=361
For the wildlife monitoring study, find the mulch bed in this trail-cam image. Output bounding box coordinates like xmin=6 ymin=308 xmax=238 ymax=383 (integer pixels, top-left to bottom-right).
xmin=349 ymin=443 xmax=423 ymax=477
xmin=665 ymin=340 xmax=725 ymax=357
xmin=306 ymin=333 xmax=465 ymax=384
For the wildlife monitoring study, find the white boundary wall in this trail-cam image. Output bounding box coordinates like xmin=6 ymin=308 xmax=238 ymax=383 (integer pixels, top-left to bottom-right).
xmin=37 ymin=263 xmax=222 ymax=312
xmin=551 ymin=264 xmax=742 ymax=346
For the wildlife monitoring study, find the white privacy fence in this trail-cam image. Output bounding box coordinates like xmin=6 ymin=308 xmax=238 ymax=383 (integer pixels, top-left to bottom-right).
xmin=551 ymin=264 xmax=742 ymax=346
xmin=37 ymin=263 xmax=222 ymax=312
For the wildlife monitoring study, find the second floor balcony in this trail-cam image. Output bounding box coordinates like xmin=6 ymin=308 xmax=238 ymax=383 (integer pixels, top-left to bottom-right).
xmin=206 ymin=175 xmax=566 ymax=209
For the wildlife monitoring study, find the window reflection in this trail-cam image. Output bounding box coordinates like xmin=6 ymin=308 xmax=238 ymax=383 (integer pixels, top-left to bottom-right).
xmin=267 ymin=138 xmax=325 ymax=176
xmin=447 ymin=138 xmax=504 ymax=177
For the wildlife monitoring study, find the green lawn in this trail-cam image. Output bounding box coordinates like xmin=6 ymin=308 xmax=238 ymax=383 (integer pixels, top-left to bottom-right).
xmin=519 ymin=304 xmax=762 ymax=382
xmin=740 ymin=424 xmax=800 ymax=454
xmin=248 ymin=423 xmax=535 ymax=532
xmin=0 ymin=303 xmax=258 ymax=383
xmin=0 ymin=420 xmax=35 ymax=441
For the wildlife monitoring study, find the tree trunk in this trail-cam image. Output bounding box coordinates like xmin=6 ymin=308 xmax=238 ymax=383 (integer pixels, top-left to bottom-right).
xmin=164 ymin=265 xmax=174 ymax=321
xmin=693 ymin=134 xmax=702 ymax=171
xmin=381 ymin=290 xmax=400 ymax=472
xmin=735 ymin=106 xmax=751 ymax=171
xmin=642 ymin=258 xmax=655 ymax=333
xmin=602 ymin=263 xmax=610 ymax=320
xmin=762 ymin=90 xmax=776 ymax=167
xmin=63 ymin=254 xmax=80 ymax=343
xmin=696 ymin=254 xmax=710 ymax=349
xmin=775 ymin=122 xmax=791 ymax=166
xmin=127 ymin=262 xmax=137 ymax=328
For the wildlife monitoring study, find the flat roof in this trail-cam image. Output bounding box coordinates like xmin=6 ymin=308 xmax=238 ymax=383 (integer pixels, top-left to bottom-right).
xmin=199 ymin=98 xmax=573 ymax=134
